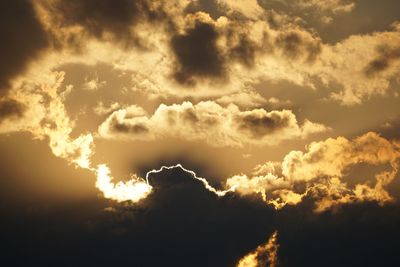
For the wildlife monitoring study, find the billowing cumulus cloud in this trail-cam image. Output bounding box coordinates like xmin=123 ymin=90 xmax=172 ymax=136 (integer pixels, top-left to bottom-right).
xmin=227 ymin=132 xmax=400 ymax=211
xmin=98 ymin=101 xmax=328 ymax=147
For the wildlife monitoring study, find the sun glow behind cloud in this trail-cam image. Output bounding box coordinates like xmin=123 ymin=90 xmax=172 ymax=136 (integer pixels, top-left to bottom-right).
xmin=95 ymin=164 xmax=152 ymax=203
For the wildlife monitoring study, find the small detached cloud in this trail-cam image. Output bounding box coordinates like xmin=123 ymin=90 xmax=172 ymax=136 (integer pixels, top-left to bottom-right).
xmin=83 ymin=75 xmax=106 ymax=91
xmin=98 ymin=101 xmax=328 ymax=147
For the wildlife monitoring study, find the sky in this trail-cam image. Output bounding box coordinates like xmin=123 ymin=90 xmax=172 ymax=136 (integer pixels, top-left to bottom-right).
xmin=1 ymin=0 xmax=400 ymax=266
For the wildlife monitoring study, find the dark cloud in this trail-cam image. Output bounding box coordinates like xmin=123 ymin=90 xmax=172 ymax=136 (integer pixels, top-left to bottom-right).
xmin=181 ymin=108 xmax=200 ymax=124
xmin=378 ymin=119 xmax=400 ymax=140
xmin=0 ymin=0 xmax=49 ymax=93
xmin=1 ymin=167 xmax=275 ymax=266
xmin=2 ymin=164 xmax=400 ymax=266
xmin=171 ymin=21 xmax=226 ymax=85
xmin=229 ymin=35 xmax=259 ymax=67
xmin=275 ymin=31 xmax=322 ymax=62
xmin=110 ymin=116 xmax=150 ymax=135
xmin=235 ymin=112 xmax=290 ymax=138
xmin=49 ymin=0 xmax=170 ymax=48
xmin=275 ymin=200 xmax=400 ymax=267
xmin=170 ymin=16 xmax=270 ymax=85
xmin=185 ymin=0 xmax=223 ymax=20
xmin=0 ymin=98 xmax=26 ymax=122
xmin=365 ymin=45 xmax=400 ymax=77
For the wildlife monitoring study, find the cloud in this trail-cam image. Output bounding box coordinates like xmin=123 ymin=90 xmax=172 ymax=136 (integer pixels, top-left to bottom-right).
xmin=98 ymin=101 xmax=328 ymax=147
xmin=3 ymin=173 xmax=400 ymax=266
xmin=39 ymin=0 xmax=172 ymax=48
xmin=0 ymin=0 xmax=49 ymax=93
xmin=0 ymin=98 xmax=26 ymax=122
xmin=275 ymin=30 xmax=322 ymax=62
xmin=227 ymin=132 xmax=400 ymax=211
xmin=216 ymin=0 xmax=265 ymax=18
xmin=258 ymin=0 xmax=356 ymax=25
xmin=215 ymin=90 xmax=280 ymax=108
xmin=0 ymin=71 xmax=94 ymax=169
xmin=237 ymin=230 xmax=279 ymax=267
xmin=274 ymin=202 xmax=400 ymax=267
xmin=83 ymin=75 xmax=106 ymax=91
xmin=12 ymin=0 xmax=396 ymax=106
xmin=0 ymin=1 xmax=398 ymax=211
xmin=171 ymin=13 xmax=226 ymax=85
xmin=168 ymin=10 xmax=322 ymax=87
xmin=1 ymin=2 xmax=400 ymax=266
xmin=291 ymin=0 xmax=356 ymax=14
xmin=167 ymin=11 xmax=283 ymax=86
xmin=95 ymin=164 xmax=152 ymax=203
xmin=0 ymin=165 xmax=276 ymax=266
xmin=93 ymin=101 xmax=122 ymax=115
xmin=364 ymin=44 xmax=400 ymax=77
xmin=4 ymin=70 xmax=395 ymax=214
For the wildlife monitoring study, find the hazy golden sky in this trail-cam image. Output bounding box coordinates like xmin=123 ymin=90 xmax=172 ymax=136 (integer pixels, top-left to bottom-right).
xmin=1 ymin=1 xmax=400 ymax=266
